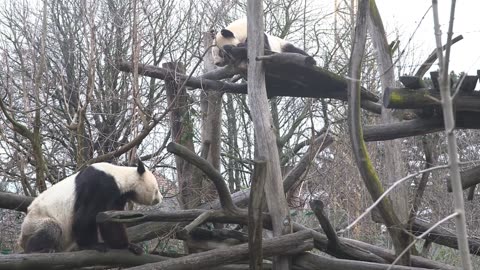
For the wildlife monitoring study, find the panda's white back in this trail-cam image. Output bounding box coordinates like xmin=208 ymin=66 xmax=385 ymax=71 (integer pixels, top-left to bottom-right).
xmin=23 ymin=173 xmax=78 ymax=249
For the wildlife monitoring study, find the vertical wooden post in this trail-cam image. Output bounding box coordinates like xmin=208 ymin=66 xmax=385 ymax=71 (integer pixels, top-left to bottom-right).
xmin=246 ymin=1 xmax=291 ymax=268
xmin=201 ymin=32 xmax=223 ymax=169
xmin=249 ymin=159 xmax=267 ymax=269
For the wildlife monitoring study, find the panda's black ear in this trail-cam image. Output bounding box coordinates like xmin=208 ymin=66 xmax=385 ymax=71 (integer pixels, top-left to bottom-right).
xmin=221 ymin=29 xmax=235 ymax=38
xmin=137 ymin=160 xmax=146 ymax=175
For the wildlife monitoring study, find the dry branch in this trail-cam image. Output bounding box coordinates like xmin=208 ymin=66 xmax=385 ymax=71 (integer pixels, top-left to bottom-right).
xmin=415 ymin=35 xmax=463 ymax=78
xmin=125 ymin=231 xmax=313 ymax=270
xmin=310 ymin=200 xmax=340 ymax=249
xmin=0 ymin=249 xmax=168 ymax=270
xmin=166 ymin=142 xmax=239 ymax=213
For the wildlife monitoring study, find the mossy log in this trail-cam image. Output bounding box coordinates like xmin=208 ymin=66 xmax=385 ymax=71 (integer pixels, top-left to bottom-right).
xmin=447 ymin=164 xmax=480 ymax=192
xmin=384 ymin=86 xmax=480 ymax=112
xmin=363 ymin=111 xmax=480 ymax=141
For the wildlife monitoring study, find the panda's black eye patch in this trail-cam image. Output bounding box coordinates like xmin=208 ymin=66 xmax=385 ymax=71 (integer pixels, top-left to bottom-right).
xmin=221 ymin=29 xmax=235 ymax=38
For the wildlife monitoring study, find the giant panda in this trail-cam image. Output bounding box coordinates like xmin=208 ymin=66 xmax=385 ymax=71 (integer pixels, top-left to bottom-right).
xmin=211 ymin=18 xmax=309 ymax=67
xmin=18 ymin=161 xmax=162 ymax=254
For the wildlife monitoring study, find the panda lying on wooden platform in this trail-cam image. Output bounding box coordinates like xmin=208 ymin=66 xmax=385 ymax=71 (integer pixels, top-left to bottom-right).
xmin=18 ymin=161 xmax=162 ymax=255
xmin=211 ymin=18 xmax=309 ymax=67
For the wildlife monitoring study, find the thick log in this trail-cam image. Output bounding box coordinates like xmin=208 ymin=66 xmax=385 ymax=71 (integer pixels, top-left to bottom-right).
xmin=224 ymin=47 xmax=379 ymax=102
xmin=125 ymin=231 xmax=313 ymax=270
xmin=293 ymin=253 xmax=442 ymax=270
xmin=412 ymin=219 xmax=480 ymax=255
xmin=363 ymin=112 xmax=480 ymax=141
xmin=118 ymin=62 xmax=247 ymax=94
xmin=118 ymin=60 xmax=382 ymax=114
xmin=0 ymin=191 xmax=33 ymax=212
xmin=447 ymin=164 xmax=480 ymax=192
xmin=309 ymin=200 xmax=340 ymax=249
xmin=384 ymin=87 xmax=480 ymax=112
xmin=0 ymin=250 xmax=168 ymax=270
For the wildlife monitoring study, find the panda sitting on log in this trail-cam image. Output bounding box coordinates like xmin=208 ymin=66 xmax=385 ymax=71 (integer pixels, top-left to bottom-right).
xmin=18 ymin=161 xmax=162 ymax=255
xmin=211 ymin=18 xmax=309 ymax=67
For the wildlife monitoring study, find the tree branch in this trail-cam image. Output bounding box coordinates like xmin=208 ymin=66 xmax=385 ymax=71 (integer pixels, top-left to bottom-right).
xmin=124 ymin=231 xmax=313 ymax=270
xmin=166 ymin=142 xmax=239 ymax=213
xmin=0 ymin=250 xmax=168 ymax=270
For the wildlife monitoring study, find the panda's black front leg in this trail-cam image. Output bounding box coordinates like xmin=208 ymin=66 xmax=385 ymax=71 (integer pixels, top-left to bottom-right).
xmin=99 ymin=222 xmax=144 ymax=255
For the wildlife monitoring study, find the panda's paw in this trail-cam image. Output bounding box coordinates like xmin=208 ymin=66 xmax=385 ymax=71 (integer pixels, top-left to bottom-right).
xmin=127 ymin=243 xmax=144 ymax=255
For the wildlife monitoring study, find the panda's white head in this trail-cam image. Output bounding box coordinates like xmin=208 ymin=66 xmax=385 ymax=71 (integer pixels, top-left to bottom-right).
xmin=212 ymin=18 xmax=247 ymax=67
xmin=92 ymin=161 xmax=162 ymax=206
xmin=131 ymin=161 xmax=163 ymax=205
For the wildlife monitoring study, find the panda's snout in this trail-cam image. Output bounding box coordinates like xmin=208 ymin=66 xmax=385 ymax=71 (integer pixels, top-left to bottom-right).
xmin=151 ymin=191 xmax=162 ymax=205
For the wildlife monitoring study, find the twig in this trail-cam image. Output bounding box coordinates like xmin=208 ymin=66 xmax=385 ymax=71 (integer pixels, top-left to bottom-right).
xmin=387 ymin=213 xmax=458 ymax=270
xmin=181 ymin=210 xmax=220 ymax=235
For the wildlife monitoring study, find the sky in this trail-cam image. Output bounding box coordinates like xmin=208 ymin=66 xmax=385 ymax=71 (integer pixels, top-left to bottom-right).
xmin=377 ymin=0 xmax=480 ymax=76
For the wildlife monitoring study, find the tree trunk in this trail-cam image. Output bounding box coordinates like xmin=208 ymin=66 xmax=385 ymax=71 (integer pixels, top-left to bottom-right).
xmin=164 ymin=62 xmax=198 ymax=209
xmin=368 ymin=0 xmax=410 ymax=264
xmin=246 ymin=1 xmax=291 ymax=268
xmin=201 ymin=32 xmax=223 ymax=202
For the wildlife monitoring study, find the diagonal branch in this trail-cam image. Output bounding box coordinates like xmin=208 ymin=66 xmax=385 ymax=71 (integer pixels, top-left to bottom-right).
xmin=166 ymin=142 xmax=239 ymax=213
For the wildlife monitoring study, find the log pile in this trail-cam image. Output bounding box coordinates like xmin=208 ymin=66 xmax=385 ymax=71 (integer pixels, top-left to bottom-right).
xmin=366 ymin=72 xmax=480 ymax=141
xmin=0 ymin=141 xmax=464 ymax=269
